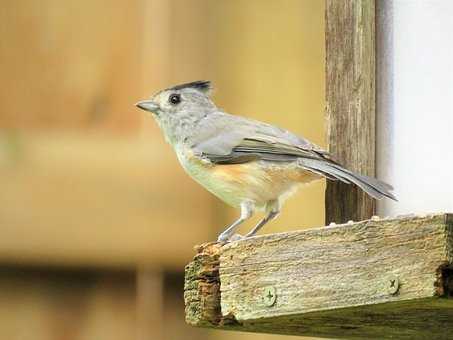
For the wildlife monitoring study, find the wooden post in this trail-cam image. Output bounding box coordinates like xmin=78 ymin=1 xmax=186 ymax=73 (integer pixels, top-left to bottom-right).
xmin=136 ymin=269 xmax=164 ymax=340
xmin=325 ymin=0 xmax=376 ymax=224
xmin=185 ymin=214 xmax=453 ymax=339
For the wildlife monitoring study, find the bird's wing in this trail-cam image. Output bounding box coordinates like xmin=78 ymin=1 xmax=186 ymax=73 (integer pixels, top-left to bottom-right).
xmin=191 ymin=112 xmax=334 ymax=165
xmin=191 ymin=112 xmax=396 ymax=200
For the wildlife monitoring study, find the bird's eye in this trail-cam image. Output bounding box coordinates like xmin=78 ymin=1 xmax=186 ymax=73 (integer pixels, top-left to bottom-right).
xmin=169 ymin=93 xmax=181 ymax=105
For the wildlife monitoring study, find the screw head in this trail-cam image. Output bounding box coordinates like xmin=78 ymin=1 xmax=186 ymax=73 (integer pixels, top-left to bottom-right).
xmin=263 ymin=286 xmax=277 ymax=307
xmin=387 ymin=275 xmax=400 ymax=295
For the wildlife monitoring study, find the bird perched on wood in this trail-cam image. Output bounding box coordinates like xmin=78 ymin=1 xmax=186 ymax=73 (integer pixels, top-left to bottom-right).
xmin=136 ymin=81 xmax=396 ymax=242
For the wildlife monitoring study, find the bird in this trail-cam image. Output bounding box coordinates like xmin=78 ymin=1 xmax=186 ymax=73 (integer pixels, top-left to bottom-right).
xmin=136 ymin=80 xmax=396 ymax=242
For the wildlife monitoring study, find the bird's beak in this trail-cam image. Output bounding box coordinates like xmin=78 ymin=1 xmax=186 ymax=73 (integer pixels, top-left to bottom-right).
xmin=135 ymin=100 xmax=160 ymax=113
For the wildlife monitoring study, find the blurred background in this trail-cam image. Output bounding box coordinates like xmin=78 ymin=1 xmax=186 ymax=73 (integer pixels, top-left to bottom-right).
xmin=0 ymin=1 xmax=325 ymax=339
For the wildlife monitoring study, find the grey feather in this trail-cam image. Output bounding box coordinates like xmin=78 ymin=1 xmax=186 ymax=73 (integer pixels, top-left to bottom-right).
xmin=191 ymin=111 xmax=396 ymax=201
xmin=192 ymin=111 xmax=327 ymax=160
xmin=300 ymin=159 xmax=396 ymax=200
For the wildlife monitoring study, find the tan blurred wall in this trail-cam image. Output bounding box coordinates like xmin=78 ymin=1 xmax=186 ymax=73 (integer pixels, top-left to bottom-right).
xmin=0 ymin=269 xmax=137 ymax=340
xmin=0 ymin=0 xmax=325 ymax=339
xmin=0 ymin=0 xmax=218 ymax=268
xmin=0 ymin=0 xmax=144 ymax=132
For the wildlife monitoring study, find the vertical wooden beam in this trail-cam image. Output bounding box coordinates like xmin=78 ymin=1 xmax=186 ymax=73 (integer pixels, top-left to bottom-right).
xmin=136 ymin=268 xmax=164 ymax=340
xmin=325 ymin=0 xmax=376 ymax=224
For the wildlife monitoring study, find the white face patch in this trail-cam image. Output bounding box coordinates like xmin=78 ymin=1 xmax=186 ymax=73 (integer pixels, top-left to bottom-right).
xmin=152 ymin=91 xmax=174 ymax=112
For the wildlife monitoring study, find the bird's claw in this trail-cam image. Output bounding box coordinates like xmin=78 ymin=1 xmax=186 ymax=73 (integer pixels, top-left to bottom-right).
xmin=229 ymin=233 xmax=245 ymax=241
xmin=217 ymin=233 xmax=245 ymax=243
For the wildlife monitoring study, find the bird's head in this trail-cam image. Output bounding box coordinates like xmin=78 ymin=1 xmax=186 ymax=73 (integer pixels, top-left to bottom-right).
xmin=136 ymin=80 xmax=217 ymax=144
xmin=136 ymin=80 xmax=216 ymax=120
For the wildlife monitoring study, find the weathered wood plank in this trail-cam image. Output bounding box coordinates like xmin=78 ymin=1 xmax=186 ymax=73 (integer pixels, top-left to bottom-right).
xmin=325 ymin=0 xmax=376 ymax=224
xmin=0 ymin=133 xmax=215 ymax=269
xmin=185 ymin=214 xmax=453 ymax=338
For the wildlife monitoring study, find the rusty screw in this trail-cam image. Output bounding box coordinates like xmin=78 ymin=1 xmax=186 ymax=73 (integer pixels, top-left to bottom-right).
xmin=263 ymin=286 xmax=277 ymax=307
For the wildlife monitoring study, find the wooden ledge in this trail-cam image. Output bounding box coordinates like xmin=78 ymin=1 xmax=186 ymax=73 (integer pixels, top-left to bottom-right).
xmin=184 ymin=213 xmax=453 ymax=339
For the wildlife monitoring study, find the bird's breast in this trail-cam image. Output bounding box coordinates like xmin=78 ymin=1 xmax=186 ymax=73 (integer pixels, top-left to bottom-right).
xmin=173 ymin=144 xmax=320 ymax=208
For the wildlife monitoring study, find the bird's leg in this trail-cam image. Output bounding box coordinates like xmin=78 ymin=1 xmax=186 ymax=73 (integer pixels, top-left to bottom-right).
xmin=217 ymin=201 xmax=254 ymax=242
xmin=245 ymin=200 xmax=280 ymax=238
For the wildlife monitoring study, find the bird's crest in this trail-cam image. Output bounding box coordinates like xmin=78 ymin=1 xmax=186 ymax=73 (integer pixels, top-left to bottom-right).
xmin=167 ymin=80 xmax=212 ymax=94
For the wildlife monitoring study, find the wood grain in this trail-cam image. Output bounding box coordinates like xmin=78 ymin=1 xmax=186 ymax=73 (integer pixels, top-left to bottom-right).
xmin=325 ymin=0 xmax=376 ymax=224
xmin=185 ymin=214 xmax=453 ymax=338
xmin=0 ymin=133 xmax=216 ymax=269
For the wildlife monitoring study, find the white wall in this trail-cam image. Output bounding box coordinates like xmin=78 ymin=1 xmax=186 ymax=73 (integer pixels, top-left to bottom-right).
xmin=376 ymin=1 xmax=453 ymax=216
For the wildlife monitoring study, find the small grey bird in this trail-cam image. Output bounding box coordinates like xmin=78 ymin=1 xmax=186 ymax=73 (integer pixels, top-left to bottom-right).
xmin=136 ymin=81 xmax=396 ymax=242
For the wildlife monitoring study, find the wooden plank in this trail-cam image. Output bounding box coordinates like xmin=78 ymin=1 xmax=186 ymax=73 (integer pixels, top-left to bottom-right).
xmin=185 ymin=214 xmax=453 ymax=338
xmin=136 ymin=269 xmax=164 ymax=340
xmin=325 ymin=0 xmax=376 ymax=224
xmin=0 ymin=268 xmax=137 ymax=340
xmin=0 ymin=133 xmax=215 ymax=269
xmin=140 ymin=0 xmax=172 ymax=94
xmin=0 ymin=0 xmax=143 ymax=133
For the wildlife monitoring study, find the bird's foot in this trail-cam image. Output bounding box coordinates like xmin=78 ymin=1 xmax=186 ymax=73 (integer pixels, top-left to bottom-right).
xmin=217 ymin=233 xmax=245 ymax=243
xmin=229 ymin=233 xmax=245 ymax=241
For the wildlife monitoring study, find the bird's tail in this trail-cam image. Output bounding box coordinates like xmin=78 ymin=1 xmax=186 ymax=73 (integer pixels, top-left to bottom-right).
xmin=300 ymin=159 xmax=397 ymax=201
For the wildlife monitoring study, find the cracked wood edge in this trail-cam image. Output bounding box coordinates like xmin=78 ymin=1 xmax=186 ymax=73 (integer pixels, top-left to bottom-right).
xmin=184 ymin=243 xmax=239 ymax=328
xmin=184 ymin=243 xmax=222 ymax=327
xmin=184 ymin=213 xmax=453 ymax=338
